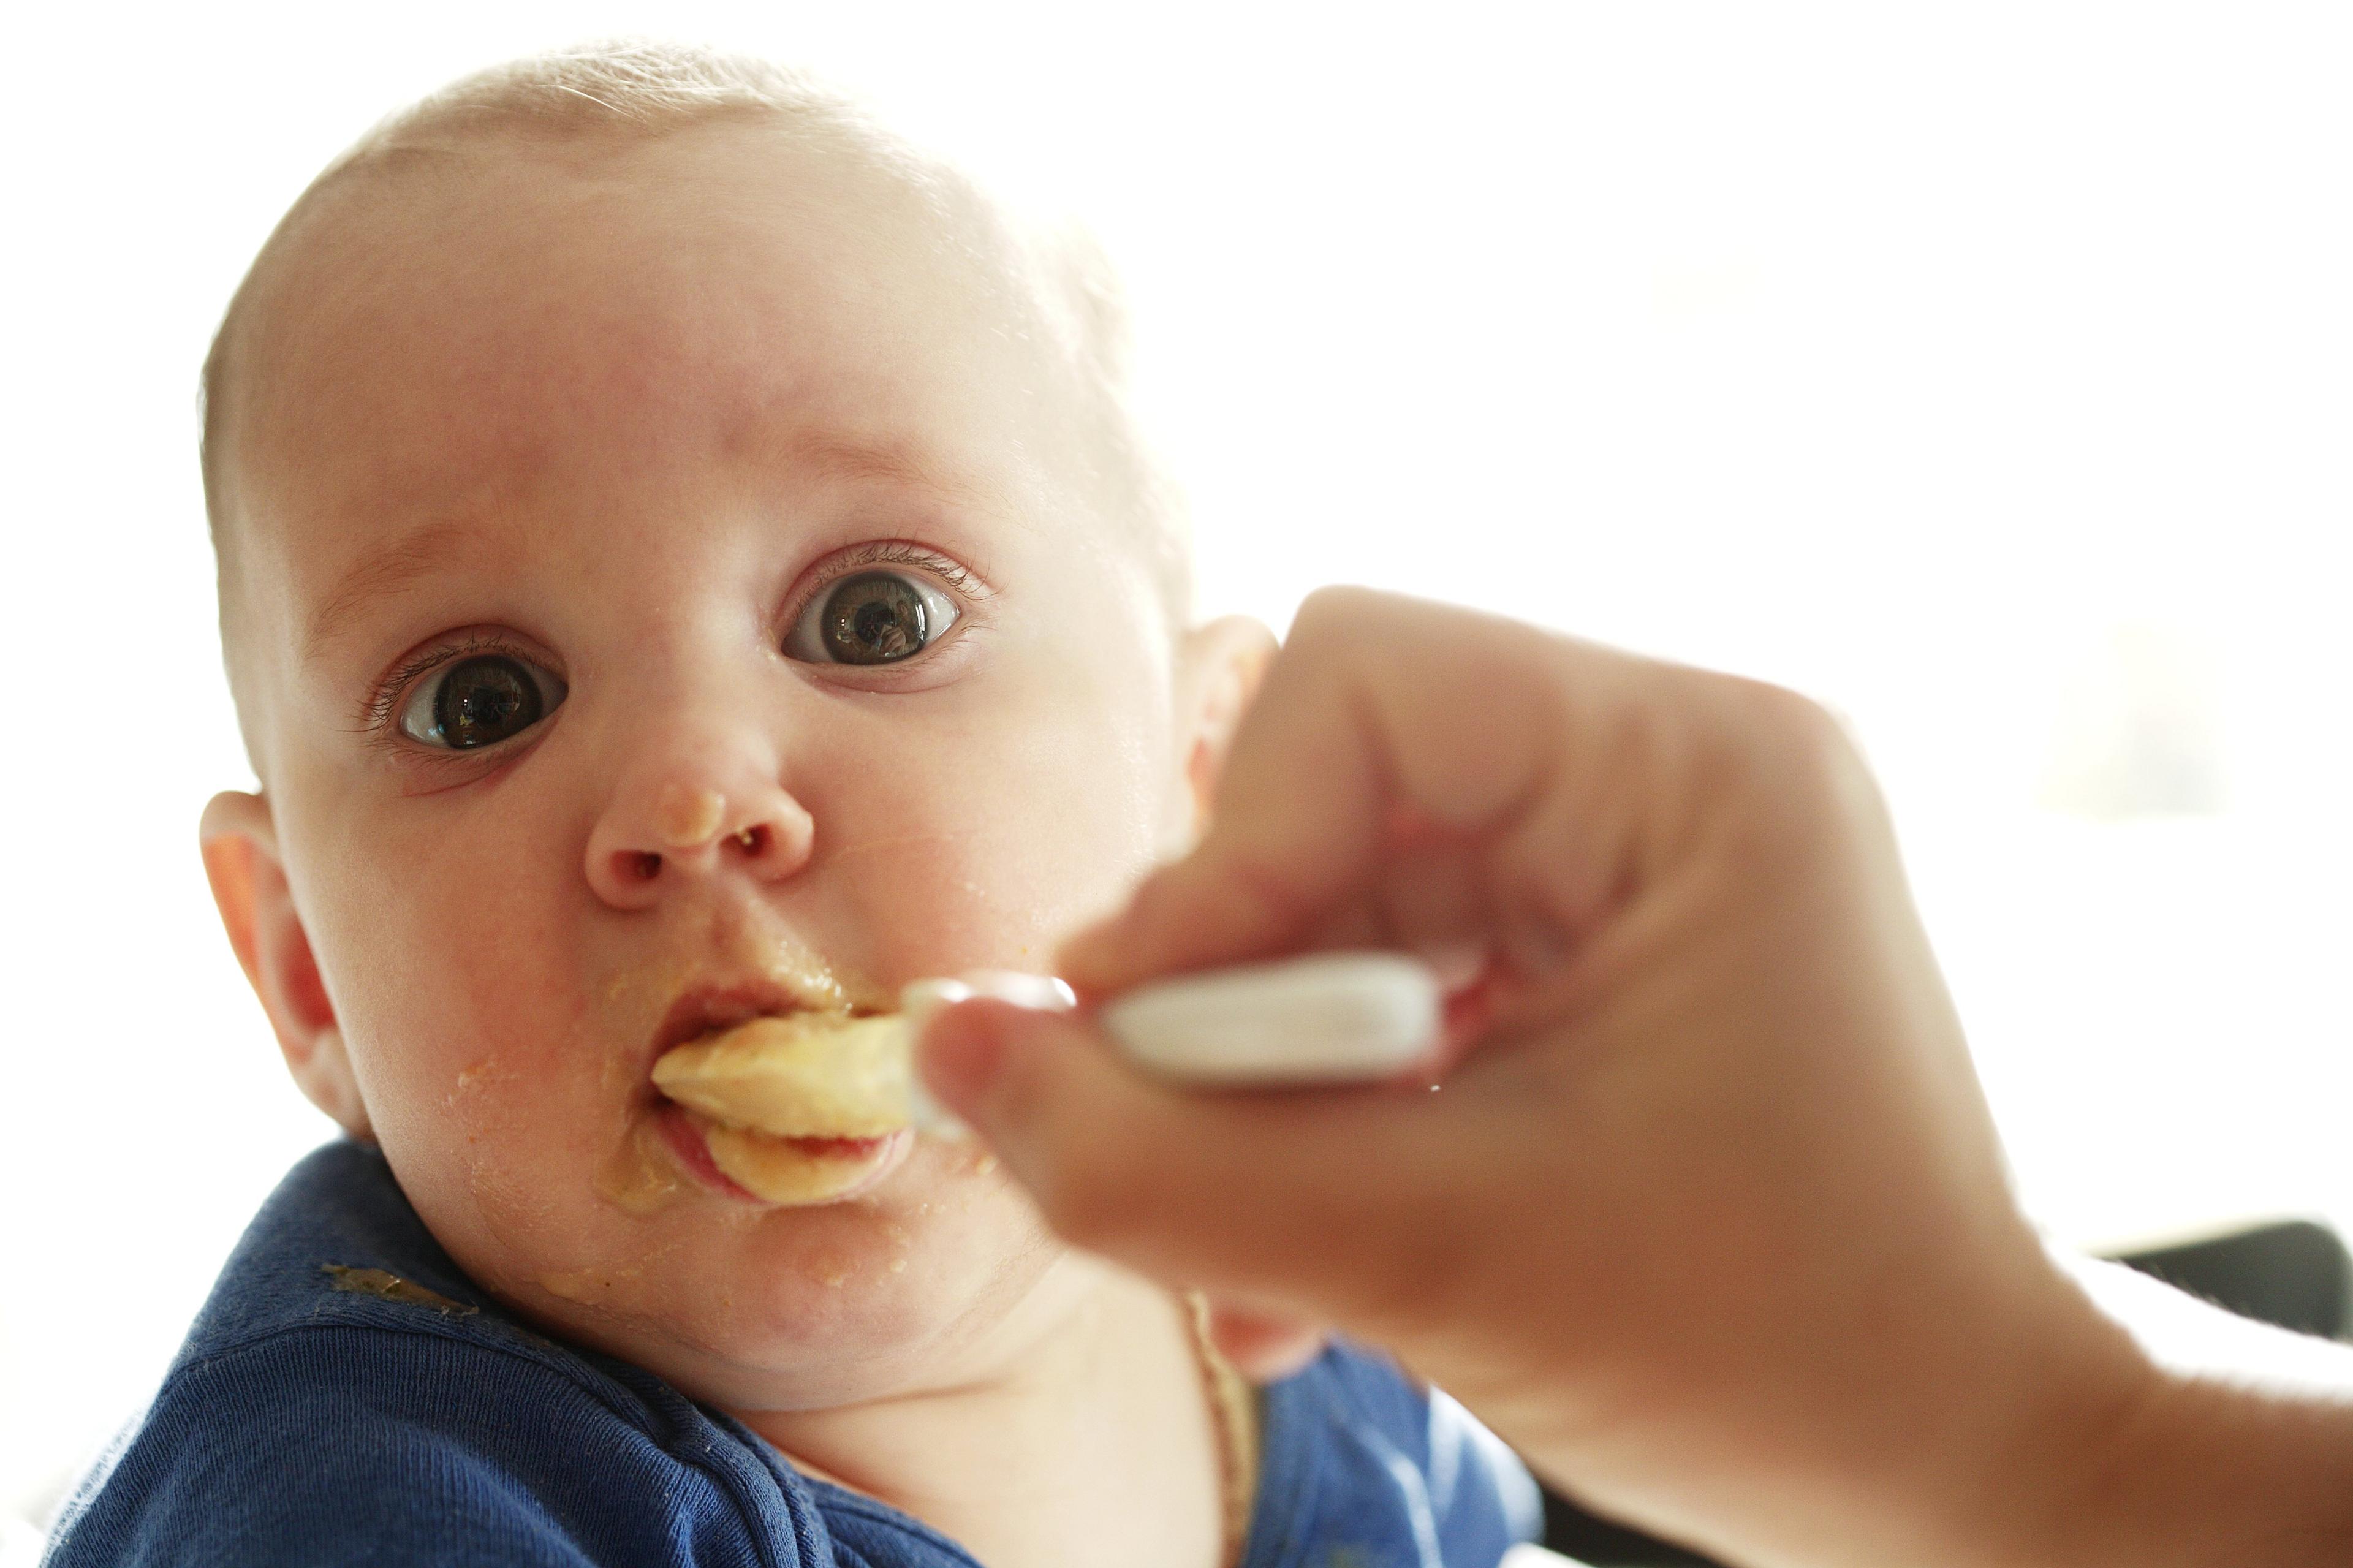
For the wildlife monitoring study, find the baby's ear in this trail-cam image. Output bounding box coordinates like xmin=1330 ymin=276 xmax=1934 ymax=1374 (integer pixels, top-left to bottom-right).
xmin=1171 ymin=615 xmax=1278 ymax=845
xmin=199 ymin=792 xmax=371 ymax=1140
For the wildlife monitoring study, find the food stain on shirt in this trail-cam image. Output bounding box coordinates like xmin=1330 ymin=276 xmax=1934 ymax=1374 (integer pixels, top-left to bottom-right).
xmin=322 ymin=1264 xmax=476 ymax=1316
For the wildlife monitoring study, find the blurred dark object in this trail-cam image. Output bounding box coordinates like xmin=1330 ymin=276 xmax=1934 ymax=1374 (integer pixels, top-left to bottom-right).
xmin=1538 ymin=1492 xmax=1721 ymax=1567
xmin=2116 ymin=1219 xmax=2352 ymax=1341
xmin=1535 ymin=1218 xmax=2353 ymax=1566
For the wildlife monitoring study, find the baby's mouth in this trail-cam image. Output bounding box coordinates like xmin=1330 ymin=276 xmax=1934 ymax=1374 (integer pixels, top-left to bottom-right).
xmin=645 ymin=988 xmax=917 ymax=1207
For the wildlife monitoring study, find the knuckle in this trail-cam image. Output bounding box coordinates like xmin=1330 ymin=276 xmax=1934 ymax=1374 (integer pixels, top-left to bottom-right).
xmin=1753 ymin=681 xmax=1853 ymax=763
xmin=1682 ymin=672 xmax=1885 ymax=856
xmin=1286 ymin=584 xmax=1399 ymax=653
xmin=1704 ymin=673 xmax=1861 ymax=789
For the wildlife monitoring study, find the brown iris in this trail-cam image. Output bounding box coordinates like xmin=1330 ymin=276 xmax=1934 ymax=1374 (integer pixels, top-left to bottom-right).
xmin=818 ymin=572 xmax=930 ymax=664
xmin=433 ymin=656 xmax=544 ymax=748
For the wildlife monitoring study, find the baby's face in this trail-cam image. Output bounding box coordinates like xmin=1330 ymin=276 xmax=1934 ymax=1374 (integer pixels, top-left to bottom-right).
xmin=220 ymin=123 xmax=1191 ymax=1407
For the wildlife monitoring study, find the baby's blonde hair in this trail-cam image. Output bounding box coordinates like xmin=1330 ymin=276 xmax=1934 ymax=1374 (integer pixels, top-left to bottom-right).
xmin=201 ymin=40 xmax=1191 ymax=708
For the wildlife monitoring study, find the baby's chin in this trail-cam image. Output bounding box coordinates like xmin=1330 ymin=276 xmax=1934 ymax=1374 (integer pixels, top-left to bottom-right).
xmin=472 ymin=1133 xmax=1071 ymax=1410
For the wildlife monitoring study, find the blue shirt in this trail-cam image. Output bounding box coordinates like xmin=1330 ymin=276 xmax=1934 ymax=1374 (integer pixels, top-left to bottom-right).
xmin=45 ymin=1142 xmax=1540 ymax=1567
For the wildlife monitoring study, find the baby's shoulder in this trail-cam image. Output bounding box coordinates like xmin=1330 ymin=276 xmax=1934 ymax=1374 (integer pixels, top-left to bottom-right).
xmin=44 ymin=1316 xmax=645 ymax=1566
xmin=40 ymin=1142 xmax=810 ymax=1567
xmin=1248 ymin=1344 xmax=1544 ymax=1568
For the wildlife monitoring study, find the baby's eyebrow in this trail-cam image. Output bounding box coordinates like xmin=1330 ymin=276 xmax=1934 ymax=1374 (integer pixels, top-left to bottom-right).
xmin=303 ymin=518 xmax=474 ymax=665
xmin=772 ymin=429 xmax=1021 ymax=520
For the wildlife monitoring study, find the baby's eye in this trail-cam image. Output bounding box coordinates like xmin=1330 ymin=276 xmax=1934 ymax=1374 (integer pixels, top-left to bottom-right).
xmin=784 ymin=570 xmax=961 ymax=666
xmin=396 ymin=653 xmax=567 ymax=749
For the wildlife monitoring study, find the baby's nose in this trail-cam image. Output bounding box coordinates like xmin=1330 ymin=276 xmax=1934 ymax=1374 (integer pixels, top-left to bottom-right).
xmin=586 ymin=771 xmax=816 ymax=911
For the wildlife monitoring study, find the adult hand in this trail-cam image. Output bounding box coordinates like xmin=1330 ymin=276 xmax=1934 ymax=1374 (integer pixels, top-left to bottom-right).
xmin=917 ymin=588 xmax=2353 ymax=1568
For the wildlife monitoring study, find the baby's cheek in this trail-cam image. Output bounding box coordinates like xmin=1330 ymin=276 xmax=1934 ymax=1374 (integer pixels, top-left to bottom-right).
xmin=832 ymin=743 xmax=1164 ymax=975
xmin=343 ymin=905 xmax=604 ymax=1259
xmin=356 ymin=918 xmax=580 ymax=1123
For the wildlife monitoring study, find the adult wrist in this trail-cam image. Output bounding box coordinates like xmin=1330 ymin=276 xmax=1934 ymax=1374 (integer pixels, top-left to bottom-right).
xmin=1960 ymin=1251 xmax=2353 ymax=1568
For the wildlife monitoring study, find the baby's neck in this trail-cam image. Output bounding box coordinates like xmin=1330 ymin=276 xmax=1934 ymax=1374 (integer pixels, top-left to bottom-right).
xmin=735 ymin=1268 xmax=1229 ymax=1568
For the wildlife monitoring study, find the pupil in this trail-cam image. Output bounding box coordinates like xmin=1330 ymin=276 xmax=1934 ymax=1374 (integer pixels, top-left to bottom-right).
xmin=821 ymin=573 xmax=929 ymax=664
xmin=434 ymin=656 xmax=540 ymax=748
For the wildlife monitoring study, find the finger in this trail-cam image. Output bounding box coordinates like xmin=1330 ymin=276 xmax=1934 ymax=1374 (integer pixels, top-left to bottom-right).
xmin=1061 ymin=588 xmax=1567 ymax=994
xmin=1058 ymin=644 xmax=1382 ymax=991
xmin=915 ymin=996 xmax=1482 ymax=1327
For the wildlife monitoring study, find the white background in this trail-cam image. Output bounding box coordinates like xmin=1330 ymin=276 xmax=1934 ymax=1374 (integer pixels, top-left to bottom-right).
xmin=5 ymin=0 xmax=2351 ymax=1534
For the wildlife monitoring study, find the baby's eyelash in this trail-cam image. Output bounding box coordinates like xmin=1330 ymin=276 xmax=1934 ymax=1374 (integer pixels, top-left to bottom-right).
xmin=357 ymin=630 xmax=522 ymax=736
xmin=801 ymin=540 xmax=993 ymax=602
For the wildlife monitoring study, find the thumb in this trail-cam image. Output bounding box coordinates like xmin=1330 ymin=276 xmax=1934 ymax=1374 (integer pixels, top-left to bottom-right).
xmin=914 ymin=997 xmax=1469 ymax=1321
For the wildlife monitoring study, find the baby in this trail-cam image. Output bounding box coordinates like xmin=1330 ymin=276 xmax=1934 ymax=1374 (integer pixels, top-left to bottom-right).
xmin=44 ymin=44 xmax=1539 ymax=1568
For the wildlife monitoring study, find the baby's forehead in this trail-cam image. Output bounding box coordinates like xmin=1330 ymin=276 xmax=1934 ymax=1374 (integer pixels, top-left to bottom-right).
xmin=257 ymin=127 xmax=1047 ymax=433
xmin=229 ymin=121 xmax=1101 ymax=552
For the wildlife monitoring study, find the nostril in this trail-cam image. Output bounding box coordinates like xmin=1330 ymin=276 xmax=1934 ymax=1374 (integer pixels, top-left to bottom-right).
xmin=732 ymin=824 xmax=770 ymax=857
xmin=616 ymin=850 xmax=663 ymax=883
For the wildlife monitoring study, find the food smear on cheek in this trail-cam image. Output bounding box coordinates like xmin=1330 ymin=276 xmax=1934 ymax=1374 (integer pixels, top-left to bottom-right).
xmin=428 ymin=1041 xmax=647 ymax=1297
xmin=537 ymin=1265 xmax=627 ymax=1305
xmin=594 ymin=1117 xmax=688 ymax=1215
xmin=586 ymin=1031 xmax=690 ymax=1216
xmin=603 ymin=952 xmax=696 ymax=1020
xmin=531 ymin=1243 xmax=684 ymax=1317
xmin=443 ymin=1053 xmax=514 ymax=1142
xmin=431 ymin=1052 xmax=562 ymax=1249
